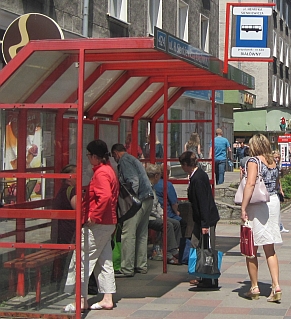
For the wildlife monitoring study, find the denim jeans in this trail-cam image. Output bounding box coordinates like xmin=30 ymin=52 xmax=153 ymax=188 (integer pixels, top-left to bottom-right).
xmin=215 ymin=160 xmax=226 ymax=185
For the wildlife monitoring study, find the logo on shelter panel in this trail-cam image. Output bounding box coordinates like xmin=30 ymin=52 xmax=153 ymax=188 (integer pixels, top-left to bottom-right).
xmin=2 ymin=13 xmax=64 ymax=63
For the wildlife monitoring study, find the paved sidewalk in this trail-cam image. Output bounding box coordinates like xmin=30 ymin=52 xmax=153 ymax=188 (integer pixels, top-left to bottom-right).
xmin=81 ymin=171 xmax=291 ymax=319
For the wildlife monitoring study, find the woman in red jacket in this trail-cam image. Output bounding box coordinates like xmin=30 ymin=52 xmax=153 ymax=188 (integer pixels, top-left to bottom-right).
xmin=64 ymin=139 xmax=119 ymax=312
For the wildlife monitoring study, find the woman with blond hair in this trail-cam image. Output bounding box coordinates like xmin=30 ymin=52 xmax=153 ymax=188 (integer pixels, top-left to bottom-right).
xmin=184 ymin=132 xmax=202 ymax=158
xmin=241 ymin=134 xmax=282 ymax=302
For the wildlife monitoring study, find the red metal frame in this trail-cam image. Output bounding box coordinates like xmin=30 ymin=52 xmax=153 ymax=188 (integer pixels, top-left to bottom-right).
xmin=162 ymin=76 xmax=169 ymax=273
xmin=0 ymin=36 xmax=256 ymax=318
xmin=223 ymin=2 xmax=275 ymax=74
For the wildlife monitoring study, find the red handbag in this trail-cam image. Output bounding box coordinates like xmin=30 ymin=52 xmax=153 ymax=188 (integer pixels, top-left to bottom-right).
xmin=240 ymin=221 xmax=255 ymax=258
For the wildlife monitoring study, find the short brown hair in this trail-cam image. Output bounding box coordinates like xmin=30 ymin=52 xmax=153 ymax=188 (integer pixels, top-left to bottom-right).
xmin=216 ymin=128 xmax=223 ymax=136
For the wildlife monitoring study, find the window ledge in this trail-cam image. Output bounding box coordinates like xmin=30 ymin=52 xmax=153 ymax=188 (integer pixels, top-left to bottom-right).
xmin=107 ymin=13 xmax=131 ymax=26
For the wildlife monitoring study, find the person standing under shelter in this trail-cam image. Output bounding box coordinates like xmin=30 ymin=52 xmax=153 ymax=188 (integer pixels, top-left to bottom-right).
xmin=179 ymin=151 xmax=220 ymax=288
xmin=111 ymin=143 xmax=153 ymax=277
xmin=52 ymin=164 xmax=77 ymax=245
xmin=64 ymin=139 xmax=118 ymax=311
xmin=209 ymin=128 xmax=231 ymax=185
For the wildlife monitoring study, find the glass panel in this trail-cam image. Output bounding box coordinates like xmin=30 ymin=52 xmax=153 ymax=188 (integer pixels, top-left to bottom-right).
xmin=100 ymin=77 xmax=147 ymax=116
xmin=0 ymin=51 xmax=68 ymax=103
xmin=3 ymin=110 xmax=55 ymax=172
xmin=0 ymin=173 xmax=78 ymax=315
xmin=99 ymin=123 xmax=119 ymax=151
xmin=68 ymin=122 xmax=95 ymax=186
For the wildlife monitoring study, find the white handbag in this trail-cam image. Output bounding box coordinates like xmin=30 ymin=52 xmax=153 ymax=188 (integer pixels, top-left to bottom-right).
xmin=234 ymin=157 xmax=270 ymax=205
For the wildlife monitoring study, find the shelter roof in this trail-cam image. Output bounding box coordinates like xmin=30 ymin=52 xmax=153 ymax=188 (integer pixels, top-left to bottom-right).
xmin=0 ymin=36 xmax=255 ymax=120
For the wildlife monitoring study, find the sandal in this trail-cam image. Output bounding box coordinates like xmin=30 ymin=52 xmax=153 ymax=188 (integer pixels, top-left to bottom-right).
xmin=189 ymin=278 xmax=201 ymax=285
xmin=267 ymin=286 xmax=282 ymax=302
xmin=244 ymin=286 xmax=260 ymax=300
xmin=167 ymin=257 xmax=181 ymax=265
xmin=63 ymin=303 xmax=87 ymax=313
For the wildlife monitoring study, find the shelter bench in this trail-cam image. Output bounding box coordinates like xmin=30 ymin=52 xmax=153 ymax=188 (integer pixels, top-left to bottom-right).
xmin=4 ymin=249 xmax=69 ymax=304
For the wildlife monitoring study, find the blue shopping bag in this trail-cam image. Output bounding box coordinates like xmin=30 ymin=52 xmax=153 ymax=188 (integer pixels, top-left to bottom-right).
xmin=181 ymin=239 xmax=192 ymax=264
xmin=188 ymin=246 xmax=223 ymax=279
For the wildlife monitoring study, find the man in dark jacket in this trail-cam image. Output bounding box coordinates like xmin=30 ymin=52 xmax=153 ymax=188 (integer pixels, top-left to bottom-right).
xmin=179 ymin=151 xmax=220 ymax=288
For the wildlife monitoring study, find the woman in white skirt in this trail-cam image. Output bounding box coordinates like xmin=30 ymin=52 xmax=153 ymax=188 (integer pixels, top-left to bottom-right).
xmin=241 ymin=134 xmax=282 ymax=302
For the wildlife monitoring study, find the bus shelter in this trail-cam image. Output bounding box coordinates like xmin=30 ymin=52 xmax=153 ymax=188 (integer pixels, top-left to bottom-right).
xmin=0 ymin=30 xmax=254 ymax=318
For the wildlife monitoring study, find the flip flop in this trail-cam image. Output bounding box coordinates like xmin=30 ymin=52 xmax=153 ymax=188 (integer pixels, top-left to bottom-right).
xmin=167 ymin=257 xmax=181 ymax=265
xmin=63 ymin=303 xmax=87 ymax=313
xmin=90 ymin=302 xmax=113 ymax=310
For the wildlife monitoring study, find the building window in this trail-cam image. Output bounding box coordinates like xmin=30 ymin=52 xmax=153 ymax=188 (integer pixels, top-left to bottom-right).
xmin=279 ymin=37 xmax=284 ymax=62
xmin=200 ymin=14 xmax=209 ymax=52
xmin=273 ymin=0 xmax=278 ymax=11
xmin=109 ymin=0 xmax=127 ymax=22
xmin=148 ymin=0 xmax=162 ymax=35
xmin=273 ymin=31 xmax=277 ymax=57
xmin=282 ymin=0 xmax=286 ymax=21
xmin=286 ymin=4 xmax=289 ymax=28
xmin=202 ymin=0 xmax=210 ymax=11
xmin=273 ymin=75 xmax=277 ymax=102
xmin=286 ymin=44 xmax=289 ymax=67
xmin=279 ymin=79 xmax=284 ymax=106
xmin=273 ymin=57 xmax=278 ymax=74
xmin=108 ymin=16 xmax=129 ymax=37
xmin=177 ymin=0 xmax=189 ymax=41
xmin=285 ymin=83 xmax=289 ymax=107
xmin=273 ymin=10 xmax=278 ymax=29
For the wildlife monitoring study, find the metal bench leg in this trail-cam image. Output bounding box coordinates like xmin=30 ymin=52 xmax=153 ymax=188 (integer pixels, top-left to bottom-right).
xmin=35 ymin=267 xmax=41 ymax=304
xmin=8 ymin=269 xmax=16 ymax=294
xmin=16 ymin=269 xmax=25 ymax=296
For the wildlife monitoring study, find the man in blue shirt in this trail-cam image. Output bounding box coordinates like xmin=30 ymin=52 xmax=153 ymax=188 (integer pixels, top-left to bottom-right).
xmin=209 ymin=128 xmax=231 ymax=185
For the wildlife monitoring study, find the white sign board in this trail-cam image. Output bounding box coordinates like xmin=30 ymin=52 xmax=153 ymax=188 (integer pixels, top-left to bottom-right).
xmin=231 ymin=47 xmax=271 ymax=57
xmin=233 ymin=7 xmax=272 ymax=16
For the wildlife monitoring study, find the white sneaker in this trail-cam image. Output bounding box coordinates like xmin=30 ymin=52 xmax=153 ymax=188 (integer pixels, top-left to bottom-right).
xmin=280 ymin=228 xmax=289 ymax=233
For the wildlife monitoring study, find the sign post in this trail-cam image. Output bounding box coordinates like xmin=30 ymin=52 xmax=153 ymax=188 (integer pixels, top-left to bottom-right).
xmin=223 ymin=2 xmax=275 ymax=74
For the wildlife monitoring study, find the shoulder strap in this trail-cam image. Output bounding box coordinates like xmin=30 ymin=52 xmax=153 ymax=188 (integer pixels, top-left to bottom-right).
xmin=66 ymin=185 xmax=74 ymax=201
xmin=244 ymin=157 xmax=261 ymax=178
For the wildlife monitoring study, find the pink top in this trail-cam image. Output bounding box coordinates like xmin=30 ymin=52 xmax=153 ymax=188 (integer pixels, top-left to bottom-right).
xmin=82 ymin=163 xmax=119 ymax=225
